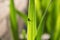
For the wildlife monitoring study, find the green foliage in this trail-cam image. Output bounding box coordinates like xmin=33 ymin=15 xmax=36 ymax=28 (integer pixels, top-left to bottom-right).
xmin=16 ymin=10 xmax=28 ymax=25
xmin=27 ymin=0 xmax=37 ymax=40
xmin=10 ymin=0 xmax=19 ymax=40
xmin=10 ymin=0 xmax=60 ymax=40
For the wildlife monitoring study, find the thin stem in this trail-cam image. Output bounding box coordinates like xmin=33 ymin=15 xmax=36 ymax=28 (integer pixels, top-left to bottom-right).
xmin=10 ymin=0 xmax=19 ymax=40
xmin=36 ymin=0 xmax=52 ymax=40
xmin=27 ymin=0 xmax=37 ymax=40
xmin=16 ymin=10 xmax=28 ymax=25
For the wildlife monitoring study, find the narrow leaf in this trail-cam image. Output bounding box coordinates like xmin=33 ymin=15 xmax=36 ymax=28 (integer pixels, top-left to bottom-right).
xmin=27 ymin=0 xmax=37 ymax=40
xmin=35 ymin=0 xmax=42 ymax=26
xmin=36 ymin=0 xmax=52 ymax=40
xmin=10 ymin=0 xmax=19 ymax=40
xmin=16 ymin=10 xmax=28 ymax=25
xmin=52 ymin=0 xmax=60 ymax=40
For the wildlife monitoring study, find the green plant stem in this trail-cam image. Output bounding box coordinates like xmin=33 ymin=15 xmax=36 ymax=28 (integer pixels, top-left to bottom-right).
xmin=27 ymin=0 xmax=37 ymax=40
xmin=16 ymin=10 xmax=28 ymax=25
xmin=53 ymin=15 xmax=60 ymax=40
xmin=36 ymin=0 xmax=52 ymax=40
xmin=10 ymin=0 xmax=19 ymax=40
xmin=52 ymin=0 xmax=60 ymax=40
xmin=46 ymin=0 xmax=53 ymax=33
xmin=35 ymin=0 xmax=42 ymax=26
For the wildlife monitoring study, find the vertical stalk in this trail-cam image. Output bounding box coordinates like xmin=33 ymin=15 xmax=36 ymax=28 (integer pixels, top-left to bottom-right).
xmin=10 ymin=0 xmax=19 ymax=40
xmin=35 ymin=0 xmax=42 ymax=26
xmin=27 ymin=0 xmax=37 ymax=40
xmin=53 ymin=15 xmax=60 ymax=40
xmin=53 ymin=0 xmax=60 ymax=40
xmin=36 ymin=0 xmax=52 ymax=40
xmin=46 ymin=0 xmax=53 ymax=33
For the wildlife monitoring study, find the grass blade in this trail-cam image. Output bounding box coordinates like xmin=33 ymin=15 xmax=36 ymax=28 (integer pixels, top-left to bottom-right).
xmin=46 ymin=0 xmax=53 ymax=33
xmin=27 ymin=0 xmax=37 ymax=40
xmin=16 ymin=10 xmax=28 ymax=25
xmin=10 ymin=0 xmax=19 ymax=40
xmin=36 ymin=0 xmax=52 ymax=40
xmin=52 ymin=0 xmax=60 ymax=40
xmin=53 ymin=15 xmax=60 ymax=40
xmin=35 ymin=0 xmax=42 ymax=26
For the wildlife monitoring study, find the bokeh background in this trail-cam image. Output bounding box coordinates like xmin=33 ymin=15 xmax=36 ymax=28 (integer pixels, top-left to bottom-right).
xmin=0 ymin=0 xmax=60 ymax=40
